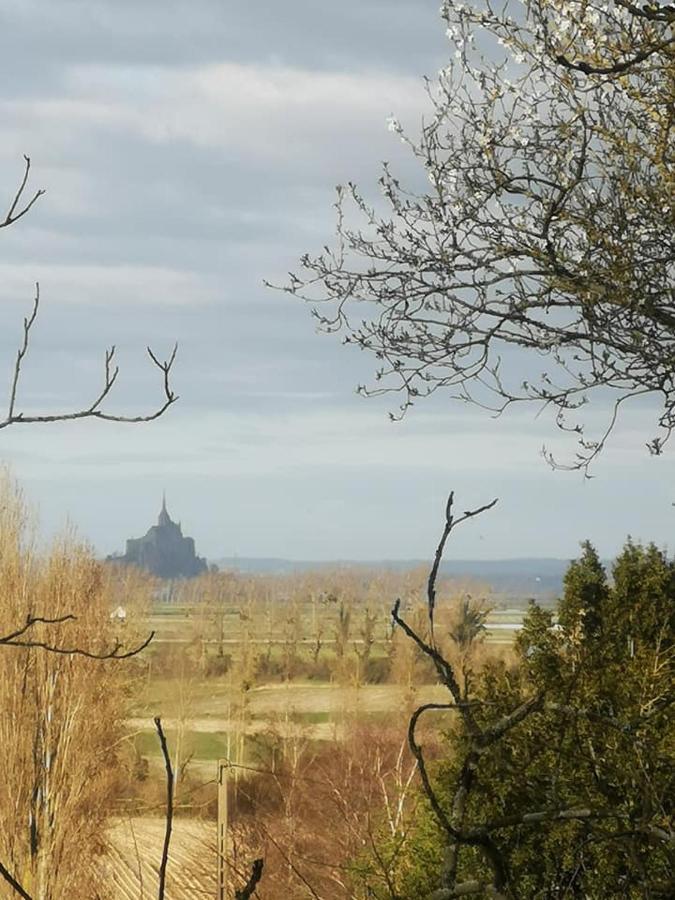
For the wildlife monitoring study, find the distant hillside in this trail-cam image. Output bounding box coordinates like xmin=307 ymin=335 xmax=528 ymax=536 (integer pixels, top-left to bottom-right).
xmin=211 ymin=556 xmax=576 ymax=602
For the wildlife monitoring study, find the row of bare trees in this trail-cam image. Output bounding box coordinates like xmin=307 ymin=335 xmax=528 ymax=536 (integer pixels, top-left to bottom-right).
xmin=176 ymin=566 xmax=495 ymax=687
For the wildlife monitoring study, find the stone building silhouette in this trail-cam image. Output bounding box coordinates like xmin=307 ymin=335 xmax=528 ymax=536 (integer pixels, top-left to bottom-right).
xmin=109 ymin=496 xmax=207 ymax=579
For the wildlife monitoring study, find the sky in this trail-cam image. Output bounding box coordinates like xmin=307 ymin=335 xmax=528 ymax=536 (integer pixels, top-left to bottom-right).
xmin=0 ymin=0 xmax=672 ymax=563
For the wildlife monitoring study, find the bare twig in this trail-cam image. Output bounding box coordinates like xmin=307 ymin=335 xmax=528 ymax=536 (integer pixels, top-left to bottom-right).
xmin=1 ymin=157 xmax=179 ymax=430
xmin=1 ymin=156 xmax=44 ymax=230
xmin=7 ymin=286 xmax=39 ymax=422
xmin=0 ymin=613 xmax=75 ymax=645
xmin=427 ymin=493 xmax=498 ymax=630
xmin=154 ymin=717 xmax=174 ymax=900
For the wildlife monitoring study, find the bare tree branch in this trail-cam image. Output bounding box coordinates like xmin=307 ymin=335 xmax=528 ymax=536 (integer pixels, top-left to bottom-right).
xmin=0 ymin=860 xmax=33 ymax=900
xmin=1 ymin=157 xmax=179 ymax=431
xmin=154 ymin=717 xmax=174 ymax=900
xmin=235 ymin=858 xmax=264 ymax=900
xmin=1 ymin=156 xmax=44 ymax=230
xmin=0 ymin=284 xmax=179 ymax=430
xmin=0 ymin=614 xmax=155 ymax=660
xmin=0 ymin=613 xmax=75 ymax=644
xmin=392 ymin=492 xmax=557 ymax=895
xmin=427 ymin=493 xmax=498 ymax=630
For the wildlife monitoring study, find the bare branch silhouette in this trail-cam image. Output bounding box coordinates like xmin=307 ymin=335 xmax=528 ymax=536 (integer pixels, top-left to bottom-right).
xmin=1 ymin=158 xmax=179 ymax=431
xmin=1 ymin=155 xmax=44 ymax=230
xmin=1 ymin=284 xmax=179 ymax=430
xmin=0 ymin=860 xmax=32 ymax=900
xmin=426 ymin=493 xmax=498 ymax=630
xmin=154 ymin=717 xmax=174 ymax=900
xmin=0 ymin=613 xmax=155 ymax=659
xmin=235 ymin=857 xmax=264 ymax=900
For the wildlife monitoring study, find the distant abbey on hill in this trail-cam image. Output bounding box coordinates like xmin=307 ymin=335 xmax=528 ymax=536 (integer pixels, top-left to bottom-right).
xmin=109 ymin=496 xmax=207 ymax=579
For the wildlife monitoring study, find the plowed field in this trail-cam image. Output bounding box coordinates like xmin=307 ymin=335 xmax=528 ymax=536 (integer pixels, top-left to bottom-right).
xmin=105 ymin=818 xmax=215 ymax=899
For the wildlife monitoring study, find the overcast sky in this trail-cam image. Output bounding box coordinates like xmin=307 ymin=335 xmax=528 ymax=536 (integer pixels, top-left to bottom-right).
xmin=0 ymin=0 xmax=672 ymax=563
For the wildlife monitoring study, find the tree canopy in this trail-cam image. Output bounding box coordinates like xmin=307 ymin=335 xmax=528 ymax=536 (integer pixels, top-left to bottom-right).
xmin=286 ymin=1 xmax=675 ymax=470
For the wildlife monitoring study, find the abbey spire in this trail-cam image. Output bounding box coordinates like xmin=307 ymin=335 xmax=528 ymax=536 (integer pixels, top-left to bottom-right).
xmin=158 ymin=491 xmax=171 ymax=527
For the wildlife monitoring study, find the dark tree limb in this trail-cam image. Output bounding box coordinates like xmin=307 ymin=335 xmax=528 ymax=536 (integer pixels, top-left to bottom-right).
xmin=0 ymin=614 xmax=75 ymax=644
xmin=427 ymin=493 xmax=499 ymax=631
xmin=393 ymin=492 xmax=545 ymax=897
xmin=235 ymin=858 xmax=264 ymax=900
xmin=393 ymin=600 xmax=466 ymax=714
xmin=393 ymin=491 xmax=497 ymax=728
xmin=0 ymin=614 xmax=155 ymax=660
xmin=0 ymin=860 xmax=32 ymax=900
xmin=154 ymin=717 xmax=174 ymax=900
xmin=554 ymin=34 xmax=675 ymax=76
xmin=407 ymin=703 xmax=462 ymax=841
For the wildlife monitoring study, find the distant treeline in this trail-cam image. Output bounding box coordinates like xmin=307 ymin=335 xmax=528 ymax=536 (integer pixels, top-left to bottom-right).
xmin=210 ymin=556 xmax=576 ymax=600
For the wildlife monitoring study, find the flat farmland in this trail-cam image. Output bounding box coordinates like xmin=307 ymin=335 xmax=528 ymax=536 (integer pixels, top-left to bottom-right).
xmin=144 ymin=604 xmax=527 ymax=646
xmin=130 ymin=681 xmax=451 ymax=766
xmin=128 ymin=598 xmax=528 ymax=771
xmin=133 ymin=680 xmax=450 ymax=719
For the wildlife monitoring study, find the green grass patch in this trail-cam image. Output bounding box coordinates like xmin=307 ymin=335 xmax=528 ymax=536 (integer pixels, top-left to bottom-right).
xmin=135 ymin=728 xmax=232 ymax=761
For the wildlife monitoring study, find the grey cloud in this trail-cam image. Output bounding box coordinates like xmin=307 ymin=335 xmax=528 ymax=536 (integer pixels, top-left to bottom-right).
xmin=0 ymin=1 xmax=447 ymax=82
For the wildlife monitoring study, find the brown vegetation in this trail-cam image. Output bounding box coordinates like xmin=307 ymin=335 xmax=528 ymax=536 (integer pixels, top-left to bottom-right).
xmin=0 ymin=472 xmax=152 ymax=898
xmin=223 ymin=718 xmax=437 ymax=900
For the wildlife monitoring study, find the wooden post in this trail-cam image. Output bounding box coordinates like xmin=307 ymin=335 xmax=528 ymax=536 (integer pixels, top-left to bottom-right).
xmin=217 ymin=758 xmax=229 ymax=899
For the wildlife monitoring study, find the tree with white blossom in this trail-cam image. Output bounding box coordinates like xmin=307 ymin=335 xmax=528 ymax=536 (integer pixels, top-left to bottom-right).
xmin=283 ymin=0 xmax=675 ymax=472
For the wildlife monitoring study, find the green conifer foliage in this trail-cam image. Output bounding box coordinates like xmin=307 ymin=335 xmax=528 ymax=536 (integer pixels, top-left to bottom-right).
xmin=357 ymin=540 xmax=674 ymax=898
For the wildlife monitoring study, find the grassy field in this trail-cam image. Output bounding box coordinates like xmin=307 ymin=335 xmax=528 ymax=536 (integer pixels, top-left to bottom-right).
xmin=131 ymin=681 xmax=450 ymax=754
xmin=127 ymin=597 xmax=526 ymax=774
xmin=143 ymin=603 xmax=526 ymax=645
